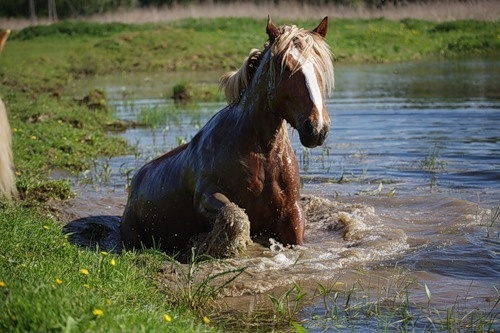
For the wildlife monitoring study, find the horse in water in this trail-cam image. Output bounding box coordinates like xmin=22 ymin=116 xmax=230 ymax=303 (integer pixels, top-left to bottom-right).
xmin=120 ymin=17 xmax=334 ymax=258
xmin=0 ymin=29 xmax=17 ymax=202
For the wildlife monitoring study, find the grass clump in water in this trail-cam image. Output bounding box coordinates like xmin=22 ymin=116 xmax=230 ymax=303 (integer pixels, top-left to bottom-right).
xmin=419 ymin=143 xmax=447 ymax=189
xmin=172 ymin=81 xmax=224 ymax=103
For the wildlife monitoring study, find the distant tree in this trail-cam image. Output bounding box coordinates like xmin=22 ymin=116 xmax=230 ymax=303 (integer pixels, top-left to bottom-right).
xmin=48 ymin=0 xmax=57 ymax=21
xmin=0 ymin=0 xmax=476 ymax=19
xmin=0 ymin=0 xmax=138 ymax=19
xmin=29 ymin=0 xmax=36 ymax=21
xmin=138 ymin=0 xmax=175 ymax=7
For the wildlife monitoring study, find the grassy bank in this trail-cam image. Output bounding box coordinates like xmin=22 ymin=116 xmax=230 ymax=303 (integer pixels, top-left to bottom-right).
xmin=6 ymin=18 xmax=499 ymax=72
xmin=0 ymin=208 xmax=216 ymax=332
xmin=0 ymin=17 xmax=499 ymax=332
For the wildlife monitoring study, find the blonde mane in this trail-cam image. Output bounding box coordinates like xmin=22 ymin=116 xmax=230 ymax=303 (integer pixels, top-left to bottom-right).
xmin=219 ymin=48 xmax=265 ymax=104
xmin=220 ymin=24 xmax=334 ymax=104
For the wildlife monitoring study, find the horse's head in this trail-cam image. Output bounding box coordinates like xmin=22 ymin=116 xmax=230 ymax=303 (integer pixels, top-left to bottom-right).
xmin=267 ymin=17 xmax=334 ymax=148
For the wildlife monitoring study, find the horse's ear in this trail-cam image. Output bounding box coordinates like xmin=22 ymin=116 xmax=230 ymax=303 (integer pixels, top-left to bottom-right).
xmin=266 ymin=15 xmax=280 ymax=43
xmin=312 ymin=17 xmax=328 ymax=38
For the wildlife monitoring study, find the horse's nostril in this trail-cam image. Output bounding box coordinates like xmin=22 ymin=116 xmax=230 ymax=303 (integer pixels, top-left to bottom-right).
xmin=304 ymin=119 xmax=314 ymax=134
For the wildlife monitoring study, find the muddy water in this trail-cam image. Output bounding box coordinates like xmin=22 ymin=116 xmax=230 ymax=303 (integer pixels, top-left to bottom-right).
xmin=62 ymin=58 xmax=499 ymax=330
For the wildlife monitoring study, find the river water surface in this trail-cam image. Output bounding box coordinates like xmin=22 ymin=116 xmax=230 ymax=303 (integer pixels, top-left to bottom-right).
xmin=64 ymin=58 xmax=499 ymax=331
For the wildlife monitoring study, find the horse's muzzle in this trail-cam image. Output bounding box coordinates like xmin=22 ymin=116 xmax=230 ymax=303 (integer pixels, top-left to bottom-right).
xmin=299 ymin=119 xmax=329 ymax=148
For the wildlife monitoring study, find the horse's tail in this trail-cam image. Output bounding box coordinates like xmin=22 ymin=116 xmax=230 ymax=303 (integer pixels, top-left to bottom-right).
xmin=0 ymin=98 xmax=17 ymax=201
xmin=0 ymin=29 xmax=17 ymax=201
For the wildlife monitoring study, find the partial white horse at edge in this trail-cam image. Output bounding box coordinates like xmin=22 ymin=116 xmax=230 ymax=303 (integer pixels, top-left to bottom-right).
xmin=0 ymin=29 xmax=17 ymax=201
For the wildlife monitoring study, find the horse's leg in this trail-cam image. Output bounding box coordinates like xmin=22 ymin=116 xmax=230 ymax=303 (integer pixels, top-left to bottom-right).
xmin=192 ymin=190 xmax=251 ymax=258
xmin=200 ymin=191 xmax=231 ymax=215
xmin=277 ymin=201 xmax=305 ymax=246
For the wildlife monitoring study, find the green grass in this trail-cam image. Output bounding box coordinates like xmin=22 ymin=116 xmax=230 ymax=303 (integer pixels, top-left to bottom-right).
xmin=5 ymin=18 xmax=498 ymax=76
xmin=0 ymin=207 xmax=216 ymax=332
xmin=0 ymin=17 xmax=499 ymax=332
xmin=2 ymin=90 xmax=128 ymax=203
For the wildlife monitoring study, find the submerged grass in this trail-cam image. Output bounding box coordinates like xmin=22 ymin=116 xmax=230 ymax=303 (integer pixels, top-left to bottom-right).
xmin=207 ymin=269 xmax=499 ymax=332
xmin=299 ymin=270 xmax=500 ymax=332
xmin=137 ymin=102 xmax=212 ymax=130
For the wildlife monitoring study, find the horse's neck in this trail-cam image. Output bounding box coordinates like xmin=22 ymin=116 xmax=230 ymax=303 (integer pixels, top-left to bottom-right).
xmin=238 ymin=52 xmax=287 ymax=152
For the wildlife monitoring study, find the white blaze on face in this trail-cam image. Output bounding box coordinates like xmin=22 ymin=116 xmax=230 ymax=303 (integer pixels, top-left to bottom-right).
xmin=290 ymin=48 xmax=324 ymax=131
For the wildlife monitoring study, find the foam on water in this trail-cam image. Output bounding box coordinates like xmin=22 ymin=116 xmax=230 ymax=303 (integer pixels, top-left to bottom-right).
xmin=154 ymin=194 xmax=410 ymax=297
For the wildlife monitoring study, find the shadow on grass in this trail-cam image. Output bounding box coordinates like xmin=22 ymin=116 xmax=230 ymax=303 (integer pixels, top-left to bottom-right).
xmin=63 ymin=215 xmax=123 ymax=253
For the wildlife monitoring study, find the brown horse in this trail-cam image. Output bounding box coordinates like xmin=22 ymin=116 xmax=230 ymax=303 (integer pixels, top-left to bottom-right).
xmin=0 ymin=29 xmax=17 ymax=202
xmin=120 ymin=17 xmax=334 ymax=257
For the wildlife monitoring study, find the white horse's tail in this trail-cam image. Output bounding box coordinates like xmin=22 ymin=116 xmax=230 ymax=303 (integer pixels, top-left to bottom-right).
xmin=0 ymin=29 xmax=17 ymax=201
xmin=0 ymin=98 xmax=17 ymax=201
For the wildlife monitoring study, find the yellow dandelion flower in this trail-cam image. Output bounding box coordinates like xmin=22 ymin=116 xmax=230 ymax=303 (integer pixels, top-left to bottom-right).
xmin=83 ymin=284 xmax=90 ymax=288
xmin=0 ymin=281 xmax=6 ymax=287
xmin=164 ymin=314 xmax=172 ymax=322
xmin=31 ymin=135 xmax=37 ymax=140
xmin=203 ymin=316 xmax=210 ymax=324
xmin=80 ymin=268 xmax=89 ymax=275
xmin=55 ymin=278 xmax=63 ymax=285
xmin=92 ymin=308 xmax=104 ymax=317
xmin=110 ymin=258 xmax=116 ymax=266
xmin=42 ymin=225 xmax=49 ymax=230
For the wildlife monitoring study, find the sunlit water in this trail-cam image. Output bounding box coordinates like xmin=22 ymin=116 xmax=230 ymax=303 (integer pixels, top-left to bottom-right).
xmin=64 ymin=58 xmax=499 ymax=331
